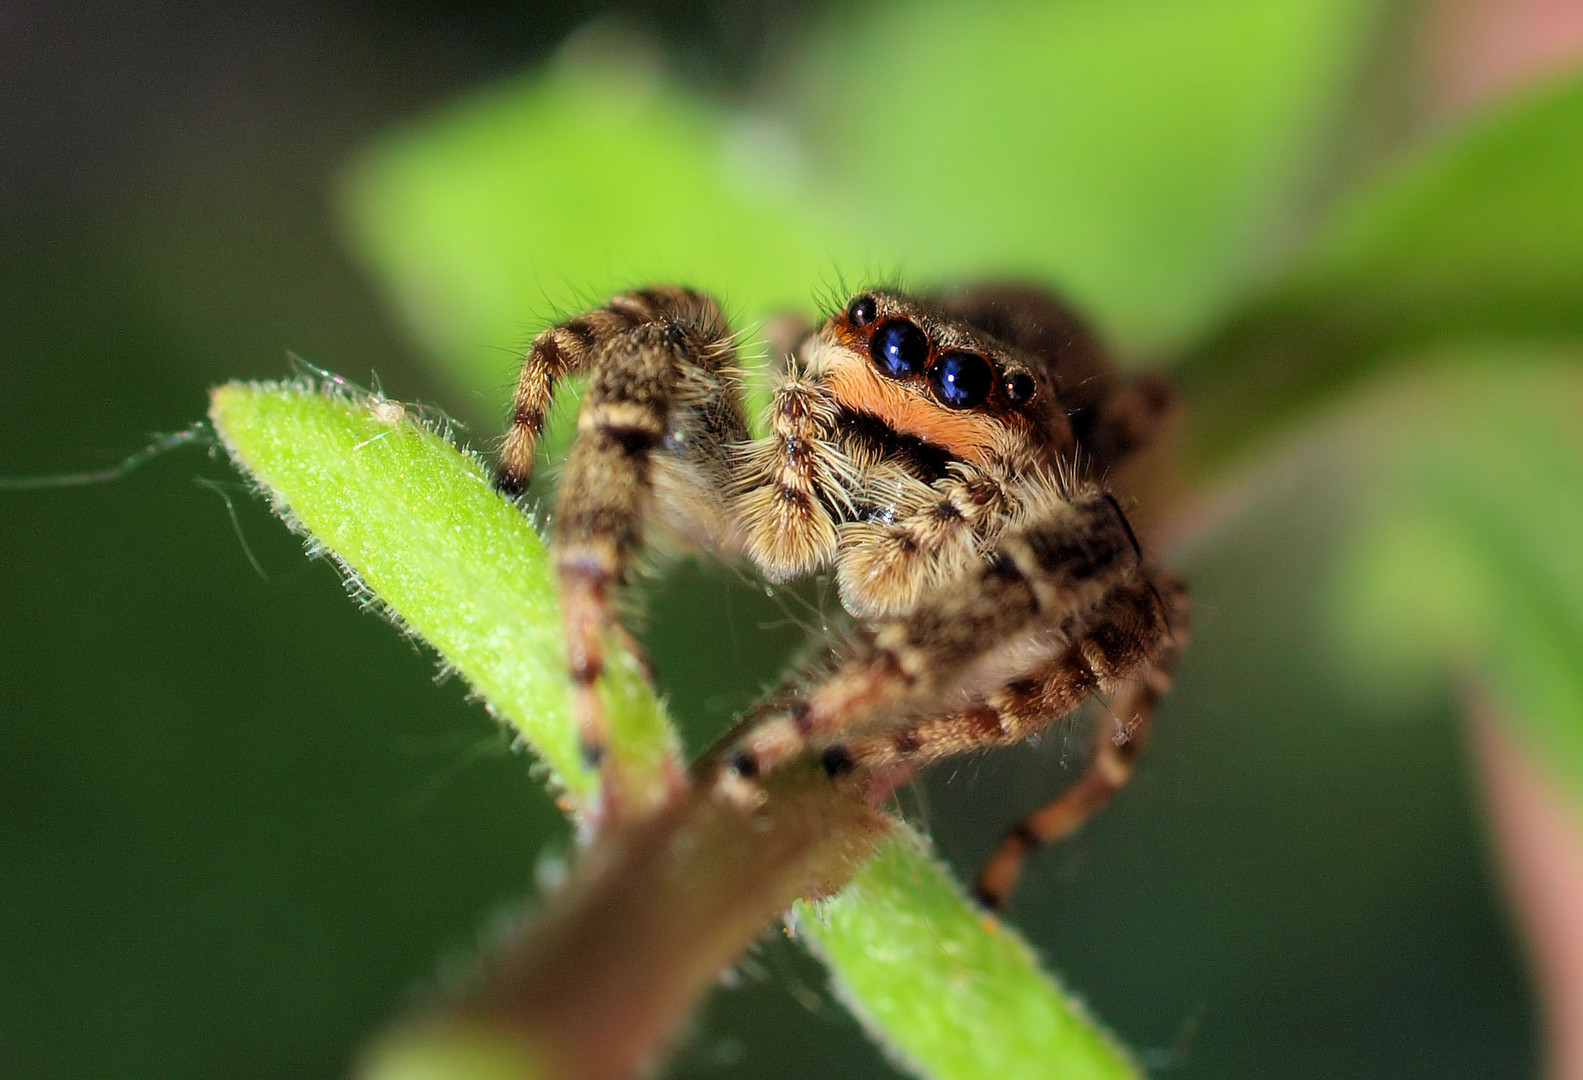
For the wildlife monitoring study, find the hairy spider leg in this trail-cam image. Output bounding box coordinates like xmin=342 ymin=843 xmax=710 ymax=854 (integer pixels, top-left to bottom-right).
xmin=972 ymin=577 xmax=1190 ymax=908
xmin=723 ymin=490 xmax=1143 ymax=782
xmin=496 ymin=287 xmax=747 ymax=823
xmin=824 ymin=572 xmax=1178 ymax=772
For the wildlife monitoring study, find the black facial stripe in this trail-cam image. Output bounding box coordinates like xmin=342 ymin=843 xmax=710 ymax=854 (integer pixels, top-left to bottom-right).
xmin=832 ymin=407 xmax=958 ymax=485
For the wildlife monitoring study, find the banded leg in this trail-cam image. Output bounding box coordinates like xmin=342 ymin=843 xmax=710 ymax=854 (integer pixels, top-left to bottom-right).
xmin=721 ymin=489 xmax=1144 ymax=784
xmin=733 ymin=373 xmax=849 ymax=580
xmin=821 ymin=574 xmax=1175 ymax=776
xmin=495 ymin=286 xmax=734 ymax=496
xmin=835 ymin=467 xmax=1018 ymax=620
xmin=496 ymin=288 xmax=746 ymax=823
xmin=973 ymin=576 xmax=1190 ymax=908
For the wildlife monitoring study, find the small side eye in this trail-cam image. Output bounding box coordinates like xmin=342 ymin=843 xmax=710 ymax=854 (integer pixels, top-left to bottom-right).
xmin=1003 ymin=370 xmax=1036 ymax=404
xmin=847 ymin=293 xmax=877 ymax=327
xmin=871 ymin=319 xmax=929 ymax=378
xmin=930 ymin=350 xmax=994 ymax=409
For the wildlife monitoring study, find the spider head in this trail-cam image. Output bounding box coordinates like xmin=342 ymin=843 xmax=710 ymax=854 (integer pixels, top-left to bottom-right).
xmin=811 ymin=289 xmax=1074 ymax=465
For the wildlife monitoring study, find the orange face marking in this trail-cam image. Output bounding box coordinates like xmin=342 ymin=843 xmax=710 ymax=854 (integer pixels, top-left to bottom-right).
xmin=823 ymin=352 xmax=1010 ymax=464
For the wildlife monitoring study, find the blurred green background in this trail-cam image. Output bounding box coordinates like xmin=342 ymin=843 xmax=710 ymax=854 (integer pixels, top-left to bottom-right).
xmin=5 ymin=1 xmax=1582 ymax=1077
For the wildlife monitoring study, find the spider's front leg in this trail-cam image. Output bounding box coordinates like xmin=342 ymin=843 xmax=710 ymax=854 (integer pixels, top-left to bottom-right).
xmin=496 ymin=287 xmax=747 ymax=824
xmin=720 ymin=487 xmax=1145 ymax=783
xmin=970 ymin=584 xmax=1187 ymax=908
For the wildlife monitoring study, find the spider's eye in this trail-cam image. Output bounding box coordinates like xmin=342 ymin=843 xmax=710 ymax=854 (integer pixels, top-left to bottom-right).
xmin=847 ymin=294 xmax=877 ymax=327
xmin=870 ymin=319 xmax=929 ymax=379
xmin=929 ymin=350 xmax=994 ymax=409
xmin=1003 ymin=370 xmax=1036 ymax=404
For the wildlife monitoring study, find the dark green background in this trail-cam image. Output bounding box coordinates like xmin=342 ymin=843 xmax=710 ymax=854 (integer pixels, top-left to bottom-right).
xmin=0 ymin=2 xmax=1537 ymax=1077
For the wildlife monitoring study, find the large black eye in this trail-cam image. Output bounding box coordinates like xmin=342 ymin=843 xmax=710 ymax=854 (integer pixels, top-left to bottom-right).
xmin=847 ymin=293 xmax=877 ymax=327
xmin=930 ymin=350 xmax=994 ymax=409
xmin=870 ymin=319 xmax=929 ymax=378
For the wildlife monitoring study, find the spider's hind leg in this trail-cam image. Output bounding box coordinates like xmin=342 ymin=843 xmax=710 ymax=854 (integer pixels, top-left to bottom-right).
xmin=824 ymin=572 xmax=1178 ymax=772
xmin=497 ymin=288 xmax=748 ymax=824
xmin=972 ymin=574 xmax=1190 ymax=909
xmin=815 ymin=572 xmax=1189 ymax=909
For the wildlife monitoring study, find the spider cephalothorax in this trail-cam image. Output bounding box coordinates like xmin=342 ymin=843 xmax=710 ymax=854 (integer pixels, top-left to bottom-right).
xmin=812 ymin=289 xmax=1074 ymax=465
xmin=496 ymin=283 xmax=1188 ymax=907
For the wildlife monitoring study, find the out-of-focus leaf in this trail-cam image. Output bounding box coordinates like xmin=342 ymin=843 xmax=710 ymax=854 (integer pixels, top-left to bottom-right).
xmin=208 ymin=381 xmax=682 ymax=816
xmin=796 ymin=828 xmax=1138 ymax=1080
xmin=1181 ymin=76 xmax=1583 ymax=467
xmin=342 ymin=64 xmax=869 ymax=407
xmin=1329 ymin=356 xmax=1583 ymax=804
xmin=346 ymin=0 xmax=1382 ymax=409
xmin=794 ymin=0 xmax=1380 ymax=351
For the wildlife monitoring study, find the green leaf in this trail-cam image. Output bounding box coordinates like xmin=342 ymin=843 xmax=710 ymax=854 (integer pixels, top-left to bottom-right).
xmin=1181 ymin=75 xmax=1583 ymax=466
xmin=211 ymin=381 xmax=1138 ymax=1080
xmin=1328 ymin=357 xmax=1583 ymax=806
xmin=796 ymin=828 xmax=1137 ymax=1080
xmin=341 ymin=64 xmax=869 ymax=403
xmin=794 ymin=0 xmax=1381 ymax=350
xmin=207 ymin=380 xmax=681 ymax=814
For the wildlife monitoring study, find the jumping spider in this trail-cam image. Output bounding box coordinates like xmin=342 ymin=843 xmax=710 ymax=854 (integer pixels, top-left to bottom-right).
xmin=495 ymin=284 xmax=1189 ymax=907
